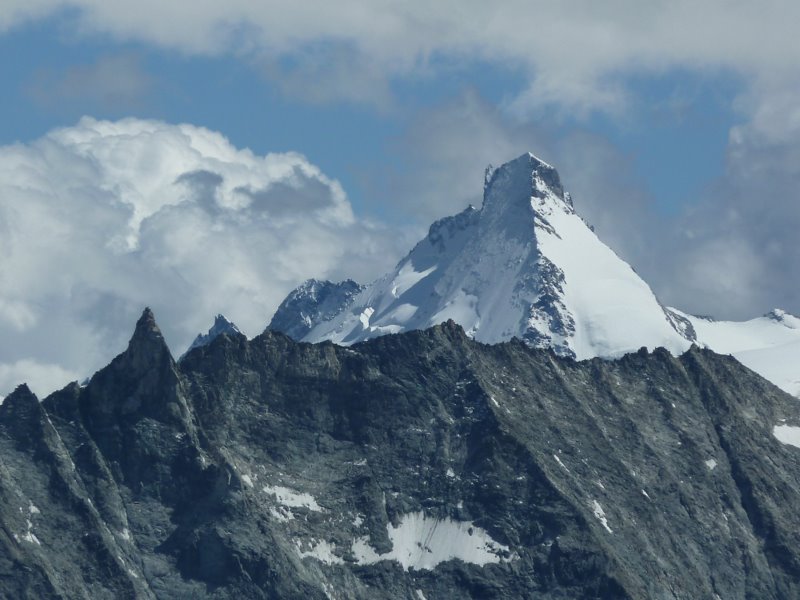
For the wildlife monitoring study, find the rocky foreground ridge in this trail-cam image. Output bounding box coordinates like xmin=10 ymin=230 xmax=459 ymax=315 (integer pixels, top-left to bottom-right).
xmin=2 ymin=308 xmax=800 ymax=599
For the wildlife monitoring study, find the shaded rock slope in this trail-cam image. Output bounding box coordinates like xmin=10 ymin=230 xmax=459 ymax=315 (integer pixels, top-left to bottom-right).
xmin=2 ymin=308 xmax=800 ymax=599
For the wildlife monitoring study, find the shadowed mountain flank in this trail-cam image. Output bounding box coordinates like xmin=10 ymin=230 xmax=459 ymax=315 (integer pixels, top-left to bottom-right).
xmin=2 ymin=310 xmax=800 ymax=598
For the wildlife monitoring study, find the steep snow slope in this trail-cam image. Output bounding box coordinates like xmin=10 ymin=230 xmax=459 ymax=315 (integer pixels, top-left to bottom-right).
xmin=288 ymin=153 xmax=690 ymax=359
xmin=670 ymin=308 xmax=800 ymax=396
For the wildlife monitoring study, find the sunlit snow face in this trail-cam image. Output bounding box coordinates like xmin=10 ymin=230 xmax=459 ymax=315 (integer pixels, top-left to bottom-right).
xmin=301 ymin=154 xmax=693 ymax=360
xmin=0 ymin=117 xmax=400 ymax=398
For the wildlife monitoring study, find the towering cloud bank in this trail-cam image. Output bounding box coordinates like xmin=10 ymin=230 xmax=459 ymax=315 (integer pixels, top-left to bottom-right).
xmin=0 ymin=117 xmax=396 ymax=396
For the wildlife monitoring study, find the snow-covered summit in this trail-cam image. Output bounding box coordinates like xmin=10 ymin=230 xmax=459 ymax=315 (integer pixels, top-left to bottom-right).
xmin=268 ymin=152 xmax=800 ymax=396
xmin=268 ymin=279 xmax=364 ymax=340
xmin=273 ymin=153 xmax=691 ymax=359
xmin=483 ymin=152 xmax=571 ymax=213
xmin=182 ymin=314 xmax=243 ymax=359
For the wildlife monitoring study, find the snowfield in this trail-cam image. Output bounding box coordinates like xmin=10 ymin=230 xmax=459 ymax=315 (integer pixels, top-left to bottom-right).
xmin=671 ymin=308 xmax=800 ymax=397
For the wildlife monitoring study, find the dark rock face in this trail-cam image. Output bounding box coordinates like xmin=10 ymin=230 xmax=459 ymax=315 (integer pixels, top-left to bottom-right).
xmin=426 ymin=205 xmax=480 ymax=252
xmin=3 ymin=311 xmax=800 ymax=599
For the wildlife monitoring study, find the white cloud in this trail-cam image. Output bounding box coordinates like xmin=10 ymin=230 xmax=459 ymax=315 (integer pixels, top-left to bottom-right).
xmin=2 ymin=1 xmax=800 ymax=113
xmin=0 ymin=360 xmax=81 ymax=400
xmin=0 ymin=117 xmax=403 ymax=397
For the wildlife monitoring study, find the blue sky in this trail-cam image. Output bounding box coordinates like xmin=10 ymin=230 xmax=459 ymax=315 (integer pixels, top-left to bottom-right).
xmin=1 ymin=1 xmax=799 ymax=396
xmin=0 ymin=18 xmax=395 ymax=211
xmin=0 ymin=11 xmax=740 ymax=217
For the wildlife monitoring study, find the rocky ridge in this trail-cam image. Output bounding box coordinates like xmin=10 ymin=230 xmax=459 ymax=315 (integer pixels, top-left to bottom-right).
xmin=2 ymin=309 xmax=800 ymax=598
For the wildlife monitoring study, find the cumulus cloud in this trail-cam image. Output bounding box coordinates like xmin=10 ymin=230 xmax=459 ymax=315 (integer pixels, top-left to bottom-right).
xmin=0 ymin=117 xmax=404 ymax=397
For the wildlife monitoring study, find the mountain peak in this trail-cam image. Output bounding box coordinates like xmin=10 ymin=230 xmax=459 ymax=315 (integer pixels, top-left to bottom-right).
xmin=9 ymin=382 xmax=35 ymax=397
xmin=214 ymin=313 xmax=234 ymax=327
xmin=274 ymin=152 xmax=689 ymax=358
xmin=525 ymin=150 xmax=553 ymax=166
xmin=483 ymin=152 xmax=571 ymax=215
xmin=765 ymin=308 xmax=800 ymax=329
xmin=125 ymin=307 xmax=172 ymax=366
xmin=268 ymin=279 xmax=365 ymax=340
xmin=182 ymin=313 xmax=244 ymax=358
xmin=132 ymin=307 xmax=162 ymax=340
xmin=0 ymin=383 xmax=40 ymax=421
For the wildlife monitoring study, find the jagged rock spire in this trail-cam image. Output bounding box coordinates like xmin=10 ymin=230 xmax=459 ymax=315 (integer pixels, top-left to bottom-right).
xmin=123 ymin=307 xmax=173 ymax=371
xmin=0 ymin=383 xmax=39 ymax=420
xmin=130 ymin=307 xmax=165 ymax=345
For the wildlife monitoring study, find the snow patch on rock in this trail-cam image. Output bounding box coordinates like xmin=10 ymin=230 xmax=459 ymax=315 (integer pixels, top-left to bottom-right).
xmin=591 ymin=500 xmax=613 ymax=533
xmin=295 ymin=539 xmax=344 ymax=565
xmin=351 ymin=511 xmax=512 ymax=571
xmin=553 ymin=454 xmax=570 ymax=473
xmin=263 ymin=485 xmax=323 ymax=512
xmin=773 ymin=425 xmax=800 ymax=448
